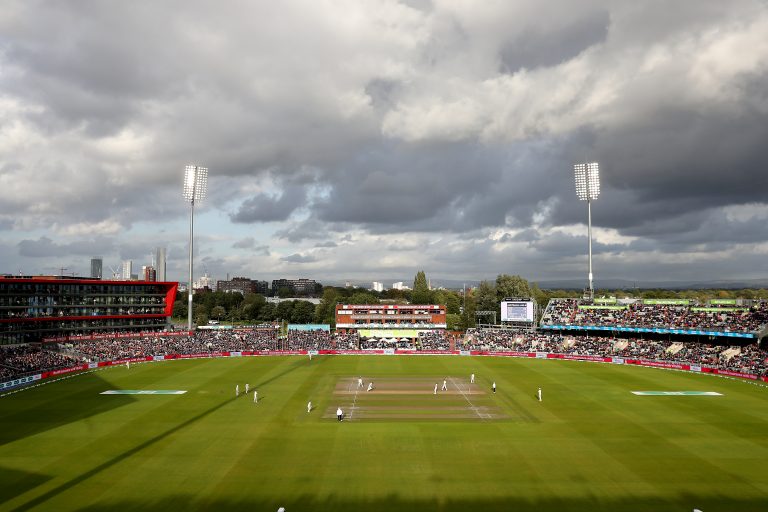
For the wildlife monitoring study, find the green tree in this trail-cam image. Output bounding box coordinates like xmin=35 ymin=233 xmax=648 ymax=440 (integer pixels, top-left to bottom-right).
xmin=474 ymin=281 xmax=498 ymax=324
xmin=173 ymin=299 xmax=187 ymax=320
xmin=495 ymin=274 xmax=532 ymax=302
xmin=445 ymin=293 xmax=461 ymax=315
xmin=460 ymin=288 xmax=476 ymax=330
xmin=315 ymin=288 xmax=340 ymax=325
xmin=277 ymin=286 xmax=292 ymax=298
xmin=291 ymin=301 xmax=316 ymax=323
xmin=446 ymin=313 xmax=461 ymax=331
xmin=259 ymin=302 xmax=276 ymax=321
xmin=275 ymin=301 xmax=294 ymax=321
xmin=348 ymin=292 xmax=379 ymax=305
xmin=210 ymin=305 xmax=226 ymax=320
xmin=412 ymin=270 xmax=431 ymax=304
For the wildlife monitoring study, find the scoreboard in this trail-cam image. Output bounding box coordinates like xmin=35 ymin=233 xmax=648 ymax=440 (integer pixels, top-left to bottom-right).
xmin=501 ymin=300 xmax=535 ymax=323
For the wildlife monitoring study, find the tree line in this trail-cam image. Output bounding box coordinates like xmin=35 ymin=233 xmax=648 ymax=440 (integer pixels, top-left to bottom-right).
xmin=174 ymin=272 xmax=768 ymax=329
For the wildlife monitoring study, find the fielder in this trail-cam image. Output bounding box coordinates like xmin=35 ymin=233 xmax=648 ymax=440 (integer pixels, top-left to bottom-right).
xmin=336 ymin=407 xmax=343 ymax=421
xmin=309 ymin=353 xmax=312 ymax=361
xmin=236 ymin=384 xmax=240 ymax=397
xmin=307 ymin=401 xmax=312 ymax=413
xmin=367 ymin=382 xmax=373 ymax=392
xmin=433 ymin=383 xmax=438 ymax=395
xmin=537 ymin=387 xmax=542 ymax=402
xmin=357 ymin=377 xmax=364 ymax=388
xmin=470 ymin=373 xmax=475 ymax=384
xmin=492 ymin=382 xmax=496 ymax=394
xmin=126 ymin=361 xmax=130 ymax=370
xmin=441 ymin=379 xmax=447 ymax=391
xmin=245 ymin=383 xmax=249 ymax=394
xmin=253 ymin=390 xmax=258 ymax=404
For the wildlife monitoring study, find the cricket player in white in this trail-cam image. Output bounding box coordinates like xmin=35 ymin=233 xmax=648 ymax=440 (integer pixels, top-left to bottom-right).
xmin=245 ymin=383 xmax=249 ymax=394
xmin=367 ymin=382 xmax=373 ymax=392
xmin=236 ymin=384 xmax=240 ymax=397
xmin=126 ymin=361 xmax=130 ymax=370
xmin=433 ymin=383 xmax=438 ymax=395
xmin=336 ymin=407 xmax=343 ymax=421
xmin=309 ymin=353 xmax=312 ymax=361
xmin=253 ymin=390 xmax=258 ymax=403
xmin=307 ymin=401 xmax=312 ymax=413
xmin=357 ymin=377 xmax=364 ymax=388
xmin=441 ymin=379 xmax=447 ymax=391
xmin=470 ymin=373 xmax=475 ymax=384
xmin=492 ymin=382 xmax=496 ymax=393
xmin=537 ymin=387 xmax=542 ymax=401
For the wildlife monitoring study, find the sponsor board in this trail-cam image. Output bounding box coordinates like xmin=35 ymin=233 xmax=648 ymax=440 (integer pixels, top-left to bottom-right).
xmin=690 ymin=365 xmax=702 ymax=372
xmin=612 ymin=357 xmax=625 ymax=365
xmin=153 ymin=355 xmax=165 ymax=361
xmin=1 ymin=374 xmax=41 ymax=390
xmin=307 ymin=350 xmax=319 ymax=356
xmin=631 ymin=391 xmax=722 ymax=396
xmin=230 ymin=351 xmax=242 ymax=357
xmin=100 ymin=390 xmax=187 ymax=395
xmin=383 ymin=348 xmax=395 ymax=355
xmin=460 ymin=350 xmax=471 ymax=356
xmin=536 ymin=352 xmax=548 ymax=359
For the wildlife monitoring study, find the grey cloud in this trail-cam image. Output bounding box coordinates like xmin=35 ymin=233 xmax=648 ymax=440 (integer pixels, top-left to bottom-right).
xmin=232 ymin=237 xmax=255 ymax=249
xmin=230 ymin=185 xmax=307 ymax=223
xmin=281 ymin=253 xmax=318 ymax=263
xmin=2 ymin=1 xmax=768 ymax=284
xmin=499 ymin=8 xmax=609 ymax=73
xmin=18 ymin=236 xmax=114 ymax=258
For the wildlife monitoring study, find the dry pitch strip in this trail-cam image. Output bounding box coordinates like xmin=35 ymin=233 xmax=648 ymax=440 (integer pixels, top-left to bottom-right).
xmin=324 ymin=376 xmax=512 ymax=421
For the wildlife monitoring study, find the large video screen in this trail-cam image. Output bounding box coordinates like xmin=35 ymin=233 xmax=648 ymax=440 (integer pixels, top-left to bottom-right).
xmin=501 ymin=300 xmax=534 ymax=323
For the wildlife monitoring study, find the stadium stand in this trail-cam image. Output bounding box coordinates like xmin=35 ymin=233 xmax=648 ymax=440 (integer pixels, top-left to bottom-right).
xmin=541 ymin=298 xmax=768 ymax=334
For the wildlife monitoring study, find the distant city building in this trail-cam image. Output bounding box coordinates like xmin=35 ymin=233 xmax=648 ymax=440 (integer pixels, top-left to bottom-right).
xmin=271 ymin=278 xmax=321 ymax=296
xmin=392 ymin=282 xmax=410 ymax=291
xmin=194 ymin=272 xmax=215 ymax=291
xmin=142 ymin=265 xmax=156 ymax=282
xmin=121 ymin=260 xmax=133 ymax=280
xmin=372 ymin=281 xmax=384 ymax=292
xmin=217 ymin=277 xmax=268 ymax=295
xmin=90 ymin=258 xmax=102 ymax=279
xmin=155 ymin=247 xmax=167 ymax=282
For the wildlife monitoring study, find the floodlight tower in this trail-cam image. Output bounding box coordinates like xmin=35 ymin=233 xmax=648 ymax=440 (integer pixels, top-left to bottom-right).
xmin=574 ymin=162 xmax=600 ymax=300
xmin=183 ymin=165 xmax=208 ymax=330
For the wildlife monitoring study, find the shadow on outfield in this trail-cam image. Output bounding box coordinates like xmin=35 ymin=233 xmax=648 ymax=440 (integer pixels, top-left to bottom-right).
xmin=0 ymin=372 xmax=136 ymax=447
xmin=0 ymin=467 xmax=52 ymax=504
xmin=8 ymin=358 xmax=308 ymax=512
xmin=68 ymin=493 xmax=768 ymax=512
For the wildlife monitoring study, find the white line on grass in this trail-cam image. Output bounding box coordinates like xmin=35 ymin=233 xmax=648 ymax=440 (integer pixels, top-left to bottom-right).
xmin=450 ymin=377 xmax=486 ymax=420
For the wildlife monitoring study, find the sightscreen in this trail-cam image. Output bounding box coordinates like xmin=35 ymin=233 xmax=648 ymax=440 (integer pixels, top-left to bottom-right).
xmin=501 ymin=300 xmax=535 ymax=323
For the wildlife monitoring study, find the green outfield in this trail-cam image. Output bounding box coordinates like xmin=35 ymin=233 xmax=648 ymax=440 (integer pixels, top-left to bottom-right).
xmin=1 ymin=356 xmax=767 ymax=511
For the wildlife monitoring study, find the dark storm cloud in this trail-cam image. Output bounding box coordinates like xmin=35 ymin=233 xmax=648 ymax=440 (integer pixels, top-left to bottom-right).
xmin=230 ymin=185 xmax=307 ymax=223
xmin=2 ymin=0 xmax=767 ymax=282
xmin=499 ymin=8 xmax=609 ymax=73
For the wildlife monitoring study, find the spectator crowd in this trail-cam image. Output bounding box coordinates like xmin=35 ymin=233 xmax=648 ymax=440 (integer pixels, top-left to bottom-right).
xmin=542 ymin=299 xmax=768 ymax=333
xmin=2 ymin=326 xmax=767 ymax=384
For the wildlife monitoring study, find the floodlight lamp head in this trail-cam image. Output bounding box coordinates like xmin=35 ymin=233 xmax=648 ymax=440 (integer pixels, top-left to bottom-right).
xmin=574 ymin=162 xmax=600 ymax=201
xmin=183 ymin=165 xmax=208 ymax=202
